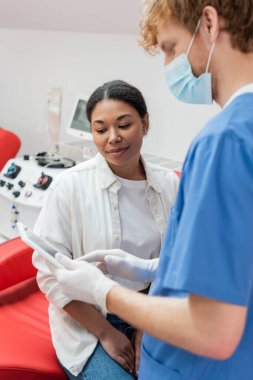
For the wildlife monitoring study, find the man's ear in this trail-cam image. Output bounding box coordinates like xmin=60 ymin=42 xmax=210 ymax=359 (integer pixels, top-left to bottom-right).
xmin=201 ymin=6 xmax=219 ymax=44
xmin=142 ymin=113 xmax=149 ymax=134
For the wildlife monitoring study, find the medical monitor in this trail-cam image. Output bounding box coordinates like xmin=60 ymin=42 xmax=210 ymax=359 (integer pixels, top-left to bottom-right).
xmin=67 ymin=95 xmax=92 ymax=140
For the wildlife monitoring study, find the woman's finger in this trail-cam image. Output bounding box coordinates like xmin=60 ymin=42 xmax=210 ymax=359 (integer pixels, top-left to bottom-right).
xmin=116 ymin=355 xmax=135 ymax=374
xmin=122 ymin=345 xmax=135 ymax=372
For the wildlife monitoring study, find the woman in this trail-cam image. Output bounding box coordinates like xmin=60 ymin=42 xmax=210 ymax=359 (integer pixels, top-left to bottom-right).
xmin=33 ymin=80 xmax=179 ymax=380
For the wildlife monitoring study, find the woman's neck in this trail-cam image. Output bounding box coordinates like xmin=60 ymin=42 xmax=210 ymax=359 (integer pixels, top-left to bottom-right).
xmin=109 ymin=158 xmax=146 ymax=181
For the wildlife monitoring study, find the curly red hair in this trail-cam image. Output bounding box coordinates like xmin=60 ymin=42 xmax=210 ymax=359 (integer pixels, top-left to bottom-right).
xmin=140 ymin=0 xmax=253 ymax=54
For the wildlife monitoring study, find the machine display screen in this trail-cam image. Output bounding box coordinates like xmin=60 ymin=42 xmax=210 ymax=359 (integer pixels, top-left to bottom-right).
xmin=67 ymin=97 xmax=92 ymax=140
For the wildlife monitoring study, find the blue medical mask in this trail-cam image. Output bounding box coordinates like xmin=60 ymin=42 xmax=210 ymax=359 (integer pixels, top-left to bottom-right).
xmin=164 ymin=20 xmax=216 ymax=104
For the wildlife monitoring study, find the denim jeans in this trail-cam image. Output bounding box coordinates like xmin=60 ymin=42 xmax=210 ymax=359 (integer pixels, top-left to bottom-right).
xmin=60 ymin=314 xmax=136 ymax=380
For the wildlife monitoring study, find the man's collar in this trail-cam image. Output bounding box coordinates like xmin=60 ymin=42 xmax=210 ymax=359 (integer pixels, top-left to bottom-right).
xmin=223 ymin=83 xmax=253 ymax=108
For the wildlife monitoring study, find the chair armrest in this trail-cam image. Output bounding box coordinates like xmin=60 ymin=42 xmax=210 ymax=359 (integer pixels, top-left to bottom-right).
xmin=0 ymin=237 xmax=37 ymax=291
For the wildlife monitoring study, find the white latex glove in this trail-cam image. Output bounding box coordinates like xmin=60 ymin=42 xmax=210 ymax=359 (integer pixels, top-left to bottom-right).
xmin=49 ymin=253 xmax=118 ymax=311
xmin=84 ymin=249 xmax=159 ymax=283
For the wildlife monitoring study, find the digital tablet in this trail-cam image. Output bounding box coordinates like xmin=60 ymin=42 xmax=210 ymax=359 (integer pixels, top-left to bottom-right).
xmin=17 ymin=222 xmax=63 ymax=268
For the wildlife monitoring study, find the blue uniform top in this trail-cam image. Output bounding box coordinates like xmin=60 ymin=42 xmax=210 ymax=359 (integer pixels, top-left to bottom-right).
xmin=139 ymin=93 xmax=253 ymax=380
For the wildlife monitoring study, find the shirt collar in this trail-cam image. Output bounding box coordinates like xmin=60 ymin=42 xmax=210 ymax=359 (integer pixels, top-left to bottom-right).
xmin=95 ymin=153 xmax=162 ymax=193
xmin=141 ymin=156 xmax=162 ymax=193
xmin=95 ymin=153 xmax=118 ymax=189
xmin=223 ymin=83 xmax=253 ymax=108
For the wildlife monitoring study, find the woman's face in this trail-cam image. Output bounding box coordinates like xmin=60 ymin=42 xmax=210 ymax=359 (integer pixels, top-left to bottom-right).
xmin=90 ymin=99 xmax=148 ymax=175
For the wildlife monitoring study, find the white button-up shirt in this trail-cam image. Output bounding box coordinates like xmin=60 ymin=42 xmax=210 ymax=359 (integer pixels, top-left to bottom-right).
xmin=33 ymin=153 xmax=179 ymax=376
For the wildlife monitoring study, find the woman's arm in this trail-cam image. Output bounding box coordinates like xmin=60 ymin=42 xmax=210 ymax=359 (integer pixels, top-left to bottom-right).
xmin=64 ymin=301 xmax=135 ymax=373
xmin=64 ymin=301 xmax=109 ymax=337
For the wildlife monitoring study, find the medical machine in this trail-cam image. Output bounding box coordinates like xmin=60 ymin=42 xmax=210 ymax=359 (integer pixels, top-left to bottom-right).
xmin=0 ymin=95 xmax=97 ymax=239
xmin=67 ymin=95 xmax=91 ymax=140
xmin=0 ymin=156 xmax=66 ymax=239
xmin=58 ymin=95 xmax=97 ymax=161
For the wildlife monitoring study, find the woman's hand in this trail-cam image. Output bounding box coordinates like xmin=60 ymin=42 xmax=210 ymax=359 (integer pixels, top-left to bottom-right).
xmin=99 ymin=326 xmax=135 ymax=374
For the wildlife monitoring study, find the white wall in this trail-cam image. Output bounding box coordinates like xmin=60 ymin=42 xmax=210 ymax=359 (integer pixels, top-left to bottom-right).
xmin=0 ymin=29 xmax=220 ymax=162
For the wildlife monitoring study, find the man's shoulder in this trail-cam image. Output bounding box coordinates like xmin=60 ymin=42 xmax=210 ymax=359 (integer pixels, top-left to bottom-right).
xmin=194 ymin=93 xmax=253 ymax=148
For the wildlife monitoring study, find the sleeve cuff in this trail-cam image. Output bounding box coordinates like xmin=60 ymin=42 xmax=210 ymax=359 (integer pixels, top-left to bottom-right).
xmin=94 ymin=277 xmax=118 ymax=312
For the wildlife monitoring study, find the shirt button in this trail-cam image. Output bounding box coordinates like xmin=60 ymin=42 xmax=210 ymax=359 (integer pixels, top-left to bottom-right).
xmin=114 ymin=234 xmax=120 ymax=241
xmin=113 ymin=204 xmax=118 ymax=210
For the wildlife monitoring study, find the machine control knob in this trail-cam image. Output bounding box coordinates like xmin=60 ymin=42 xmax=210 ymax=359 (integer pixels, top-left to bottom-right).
xmin=18 ymin=180 xmax=26 ymax=188
xmin=0 ymin=179 xmax=6 ymax=187
xmin=33 ymin=172 xmax=53 ymax=190
xmin=6 ymin=183 xmax=14 ymax=190
xmin=12 ymin=191 xmax=21 ymax=198
xmin=4 ymin=163 xmax=21 ymax=179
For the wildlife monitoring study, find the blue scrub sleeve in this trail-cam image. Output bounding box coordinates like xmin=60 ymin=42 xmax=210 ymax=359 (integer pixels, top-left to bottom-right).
xmin=162 ymin=133 xmax=253 ymax=306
